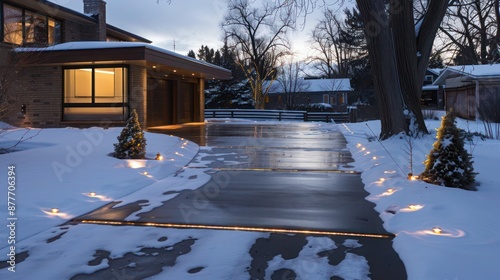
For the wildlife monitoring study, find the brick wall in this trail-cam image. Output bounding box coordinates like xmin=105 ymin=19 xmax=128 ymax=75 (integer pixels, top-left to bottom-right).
xmin=128 ymin=64 xmax=147 ymax=128
xmin=63 ymin=18 xmax=98 ymax=42
xmin=3 ymin=65 xmax=62 ymax=128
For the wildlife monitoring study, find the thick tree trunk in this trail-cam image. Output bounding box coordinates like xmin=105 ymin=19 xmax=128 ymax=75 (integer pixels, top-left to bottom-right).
xmin=356 ymin=0 xmax=449 ymax=138
xmin=356 ymin=0 xmax=406 ymax=139
xmin=391 ymin=0 xmax=428 ymax=134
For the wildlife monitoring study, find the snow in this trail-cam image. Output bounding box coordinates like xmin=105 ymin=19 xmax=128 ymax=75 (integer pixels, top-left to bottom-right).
xmin=16 ymin=41 xmax=230 ymax=73
xmin=265 ymin=78 xmax=352 ymax=94
xmin=339 ymin=116 xmax=500 ymax=279
xmin=434 ymin=64 xmax=500 ymax=84
xmin=1 ymin=116 xmax=500 ymax=279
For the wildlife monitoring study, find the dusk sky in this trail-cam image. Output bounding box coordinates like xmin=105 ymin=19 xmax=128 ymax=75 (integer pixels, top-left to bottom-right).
xmin=52 ymin=0 xmax=348 ymax=61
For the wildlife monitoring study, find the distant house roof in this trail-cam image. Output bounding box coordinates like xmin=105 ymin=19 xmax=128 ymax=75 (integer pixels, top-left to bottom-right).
xmin=17 ymin=42 xmax=232 ymax=80
xmin=434 ymin=64 xmax=500 ymax=85
xmin=265 ymin=78 xmax=352 ymax=94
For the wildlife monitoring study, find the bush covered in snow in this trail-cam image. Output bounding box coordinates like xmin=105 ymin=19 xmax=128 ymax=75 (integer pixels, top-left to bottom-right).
xmin=113 ymin=109 xmax=147 ymax=159
xmin=293 ymin=103 xmax=333 ymax=112
xmin=421 ymin=110 xmax=476 ymax=189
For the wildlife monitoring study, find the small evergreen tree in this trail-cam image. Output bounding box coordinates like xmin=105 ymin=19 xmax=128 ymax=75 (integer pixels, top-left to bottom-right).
xmin=421 ymin=110 xmax=476 ymax=189
xmin=113 ymin=109 xmax=147 ymax=159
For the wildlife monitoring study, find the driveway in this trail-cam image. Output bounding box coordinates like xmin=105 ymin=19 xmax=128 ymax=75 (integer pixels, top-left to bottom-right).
xmin=74 ymin=121 xmax=407 ymax=279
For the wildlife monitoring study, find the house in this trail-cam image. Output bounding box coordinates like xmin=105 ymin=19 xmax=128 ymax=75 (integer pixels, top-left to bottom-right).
xmin=433 ymin=64 xmax=500 ymax=120
xmin=264 ymin=78 xmax=352 ymax=112
xmin=421 ymin=68 xmax=445 ymax=109
xmin=1 ymin=0 xmax=231 ymax=128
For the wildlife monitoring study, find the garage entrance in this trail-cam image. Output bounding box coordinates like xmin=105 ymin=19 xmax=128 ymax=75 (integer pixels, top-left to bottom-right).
xmin=147 ymin=78 xmax=174 ymax=127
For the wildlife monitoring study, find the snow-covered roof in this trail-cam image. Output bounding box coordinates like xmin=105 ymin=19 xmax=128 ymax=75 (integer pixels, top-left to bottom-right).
xmin=265 ymin=78 xmax=352 ymax=94
xmin=434 ymin=64 xmax=500 ymax=85
xmin=16 ymin=41 xmax=231 ymax=80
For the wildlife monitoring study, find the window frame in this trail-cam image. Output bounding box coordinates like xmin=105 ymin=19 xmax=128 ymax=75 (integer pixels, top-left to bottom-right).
xmin=62 ymin=65 xmax=130 ymax=119
xmin=1 ymin=2 xmax=62 ymax=46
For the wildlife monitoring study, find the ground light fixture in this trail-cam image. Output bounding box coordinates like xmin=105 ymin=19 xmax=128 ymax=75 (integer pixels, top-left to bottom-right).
xmin=155 ymin=152 xmax=163 ymax=160
xmin=51 ymin=208 xmax=59 ymax=213
xmin=433 ymin=227 xmax=443 ymax=234
xmin=89 ymin=192 xmax=96 ymax=197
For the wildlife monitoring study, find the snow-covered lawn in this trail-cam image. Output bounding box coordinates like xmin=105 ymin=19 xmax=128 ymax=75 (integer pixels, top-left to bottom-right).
xmin=340 ymin=117 xmax=500 ymax=280
xmin=0 ymin=116 xmax=499 ymax=279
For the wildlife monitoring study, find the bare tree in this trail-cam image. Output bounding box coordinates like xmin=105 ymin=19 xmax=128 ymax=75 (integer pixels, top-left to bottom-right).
xmin=0 ymin=49 xmax=33 ymax=121
xmin=437 ymin=0 xmax=500 ymax=65
xmin=353 ymin=0 xmax=451 ymax=139
xmin=309 ymin=8 xmax=357 ymax=78
xmin=275 ymin=59 xmax=309 ymax=109
xmin=222 ymin=0 xmax=297 ymax=109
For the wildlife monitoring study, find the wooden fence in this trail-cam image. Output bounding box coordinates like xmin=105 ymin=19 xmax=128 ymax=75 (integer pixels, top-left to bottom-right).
xmin=204 ymin=109 xmax=355 ymax=123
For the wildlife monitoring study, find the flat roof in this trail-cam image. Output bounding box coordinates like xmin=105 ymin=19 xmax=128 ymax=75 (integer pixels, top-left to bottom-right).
xmin=17 ymin=42 xmax=232 ymax=80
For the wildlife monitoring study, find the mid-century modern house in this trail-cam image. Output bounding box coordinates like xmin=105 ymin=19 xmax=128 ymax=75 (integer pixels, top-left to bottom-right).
xmin=264 ymin=78 xmax=352 ymax=112
xmin=1 ymin=0 xmax=231 ymax=128
xmin=433 ymin=64 xmax=500 ymax=120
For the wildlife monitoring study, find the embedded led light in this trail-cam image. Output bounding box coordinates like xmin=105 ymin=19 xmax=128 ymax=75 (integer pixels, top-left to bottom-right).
xmin=379 ymin=178 xmax=386 ymax=182
xmin=51 ymin=208 xmax=59 ymax=213
xmin=356 ymin=143 xmax=362 ymax=148
xmin=89 ymin=192 xmax=96 ymax=197
xmin=143 ymin=171 xmax=149 ymax=175
xmin=372 ymin=156 xmax=377 ymax=160
xmin=433 ymin=227 xmax=442 ymax=234
xmin=387 ymin=188 xmax=395 ymax=194
xmin=361 ymin=147 xmax=366 ymax=151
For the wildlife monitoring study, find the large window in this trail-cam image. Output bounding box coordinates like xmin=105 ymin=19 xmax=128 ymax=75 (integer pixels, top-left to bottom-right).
xmin=63 ymin=67 xmax=129 ymax=121
xmin=2 ymin=3 xmax=62 ymax=46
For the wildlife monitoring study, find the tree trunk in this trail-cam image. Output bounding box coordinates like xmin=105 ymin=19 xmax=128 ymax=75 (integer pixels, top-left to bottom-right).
xmin=391 ymin=0 xmax=427 ymax=134
xmin=356 ymin=0 xmax=449 ymax=138
xmin=356 ymin=0 xmax=407 ymax=139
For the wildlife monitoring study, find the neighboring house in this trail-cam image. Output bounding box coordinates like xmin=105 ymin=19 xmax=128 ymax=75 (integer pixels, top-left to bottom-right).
xmin=433 ymin=64 xmax=500 ymax=120
xmin=264 ymin=78 xmax=352 ymax=112
xmin=1 ymin=0 xmax=231 ymax=128
xmin=421 ymin=68 xmax=445 ymax=109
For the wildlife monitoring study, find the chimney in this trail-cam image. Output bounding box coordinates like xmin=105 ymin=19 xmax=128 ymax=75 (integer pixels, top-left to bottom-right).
xmin=83 ymin=0 xmax=107 ymax=41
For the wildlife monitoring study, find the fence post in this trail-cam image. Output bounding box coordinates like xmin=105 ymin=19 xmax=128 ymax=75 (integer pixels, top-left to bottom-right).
xmin=304 ymin=112 xmax=308 ymax=122
xmin=349 ymin=108 xmax=357 ymax=123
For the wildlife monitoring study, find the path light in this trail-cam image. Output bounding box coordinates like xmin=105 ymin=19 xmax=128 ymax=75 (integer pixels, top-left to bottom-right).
xmin=408 ymin=204 xmax=420 ymax=210
xmin=51 ymin=208 xmax=59 ymax=213
xmin=356 ymin=143 xmax=362 ymax=148
xmin=379 ymin=178 xmax=386 ymax=182
xmin=143 ymin=171 xmax=148 ymax=176
xmin=155 ymin=152 xmax=163 ymax=160
xmin=361 ymin=147 xmax=366 ymax=151
xmin=408 ymin=173 xmax=419 ymax=180
xmin=433 ymin=227 xmax=442 ymax=234
xmin=387 ymin=188 xmax=395 ymax=194
xmin=372 ymin=156 xmax=377 ymax=160
xmin=89 ymin=192 xmax=96 ymax=197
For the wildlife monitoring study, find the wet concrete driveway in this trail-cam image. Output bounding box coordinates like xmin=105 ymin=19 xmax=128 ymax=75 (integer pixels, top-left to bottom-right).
xmin=74 ymin=121 xmax=407 ymax=279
